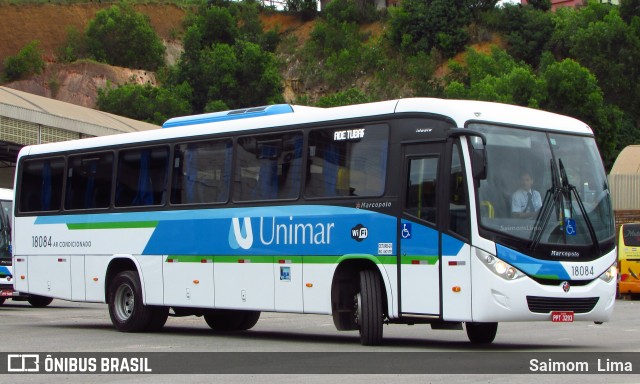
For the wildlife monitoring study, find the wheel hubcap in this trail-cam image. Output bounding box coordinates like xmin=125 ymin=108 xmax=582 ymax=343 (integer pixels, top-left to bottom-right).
xmin=114 ymin=283 xmax=134 ymax=321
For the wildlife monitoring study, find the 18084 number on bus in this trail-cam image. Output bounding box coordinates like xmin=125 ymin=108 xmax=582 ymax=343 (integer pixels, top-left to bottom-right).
xmin=32 ymin=235 xmax=52 ymax=248
xmin=571 ymin=265 xmax=594 ymax=278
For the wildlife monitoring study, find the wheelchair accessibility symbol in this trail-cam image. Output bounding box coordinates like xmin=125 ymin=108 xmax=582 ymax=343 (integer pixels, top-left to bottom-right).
xmin=565 ymin=219 xmax=576 ymax=236
xmin=401 ymin=223 xmax=412 ymax=239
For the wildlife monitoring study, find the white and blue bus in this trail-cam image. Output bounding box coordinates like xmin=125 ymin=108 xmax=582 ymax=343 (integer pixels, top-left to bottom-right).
xmin=12 ymin=98 xmax=617 ymax=344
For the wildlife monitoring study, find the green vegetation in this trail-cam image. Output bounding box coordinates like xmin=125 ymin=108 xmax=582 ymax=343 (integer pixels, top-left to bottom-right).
xmin=86 ymin=2 xmax=166 ymax=70
xmin=291 ymin=0 xmax=639 ymax=167
xmin=2 ymin=40 xmax=45 ymax=82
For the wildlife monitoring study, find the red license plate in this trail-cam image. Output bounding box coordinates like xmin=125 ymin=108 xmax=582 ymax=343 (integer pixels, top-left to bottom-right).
xmin=551 ymin=311 xmax=574 ymax=322
xmin=0 ymin=289 xmax=13 ymax=297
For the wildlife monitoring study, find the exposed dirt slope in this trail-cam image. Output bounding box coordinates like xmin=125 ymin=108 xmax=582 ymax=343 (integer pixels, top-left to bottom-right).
xmin=0 ymin=3 xmax=187 ymax=62
xmin=0 ymin=4 xmax=317 ymax=107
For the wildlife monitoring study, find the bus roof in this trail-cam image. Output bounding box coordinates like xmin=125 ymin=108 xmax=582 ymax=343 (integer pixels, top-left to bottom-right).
xmin=18 ymin=98 xmax=593 ymax=158
xmin=162 ymin=104 xmax=296 ymax=128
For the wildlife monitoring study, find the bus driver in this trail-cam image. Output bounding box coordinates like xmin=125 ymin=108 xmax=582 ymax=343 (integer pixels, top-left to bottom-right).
xmin=512 ymin=172 xmax=542 ymax=219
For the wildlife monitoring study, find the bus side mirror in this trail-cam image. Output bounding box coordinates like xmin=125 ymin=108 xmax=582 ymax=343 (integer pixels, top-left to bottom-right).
xmin=472 ymin=147 xmax=487 ymax=180
xmin=447 ymin=129 xmax=488 ymax=181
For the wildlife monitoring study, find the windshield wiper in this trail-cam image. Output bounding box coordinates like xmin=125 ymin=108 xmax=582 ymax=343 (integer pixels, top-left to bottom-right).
xmin=530 ymin=159 xmax=561 ymax=250
xmin=558 ymin=159 xmax=601 ymax=254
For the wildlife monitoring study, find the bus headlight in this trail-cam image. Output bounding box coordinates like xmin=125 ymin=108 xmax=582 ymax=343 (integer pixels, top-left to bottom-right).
xmin=598 ymin=263 xmax=617 ymax=283
xmin=476 ymin=251 xmax=523 ymax=281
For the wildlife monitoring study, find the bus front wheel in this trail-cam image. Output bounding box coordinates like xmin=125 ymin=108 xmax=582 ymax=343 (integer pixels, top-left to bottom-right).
xmin=355 ymin=269 xmax=383 ymax=346
xmin=28 ymin=295 xmax=53 ymax=307
xmin=204 ymin=309 xmax=260 ymax=331
xmin=108 ymin=270 xmax=153 ymax=332
xmin=465 ymin=322 xmax=498 ymax=344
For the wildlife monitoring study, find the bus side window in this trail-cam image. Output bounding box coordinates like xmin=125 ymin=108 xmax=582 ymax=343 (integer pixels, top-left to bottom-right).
xmin=171 ymin=139 xmax=232 ymax=205
xmin=19 ymin=157 xmax=65 ymax=213
xmin=305 ymin=125 xmax=388 ymax=198
xmin=115 ymin=146 xmax=169 ymax=207
xmin=65 ymin=152 xmax=113 ymax=210
xmin=233 ymin=132 xmax=302 ymax=202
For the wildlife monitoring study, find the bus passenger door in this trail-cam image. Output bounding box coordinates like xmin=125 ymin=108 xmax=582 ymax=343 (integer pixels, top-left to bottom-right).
xmin=399 ymin=143 xmax=443 ymax=316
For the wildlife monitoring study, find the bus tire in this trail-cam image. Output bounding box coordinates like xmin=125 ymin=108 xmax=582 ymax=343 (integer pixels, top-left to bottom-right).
xmin=0 ymin=297 xmax=5 ymax=306
xmin=355 ymin=269 xmax=383 ymax=346
xmin=465 ymin=322 xmax=498 ymax=344
xmin=204 ymin=309 xmax=260 ymax=331
xmin=146 ymin=306 xmax=169 ymax=332
xmin=108 ymin=270 xmax=152 ymax=332
xmin=27 ymin=295 xmax=53 ymax=308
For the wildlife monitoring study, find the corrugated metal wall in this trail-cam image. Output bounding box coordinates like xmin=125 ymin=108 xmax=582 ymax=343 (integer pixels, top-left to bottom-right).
xmin=608 ymin=174 xmax=640 ymax=210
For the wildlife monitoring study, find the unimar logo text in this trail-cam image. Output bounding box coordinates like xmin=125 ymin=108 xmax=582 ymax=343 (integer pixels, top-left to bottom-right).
xmin=229 ymin=216 xmax=335 ymax=250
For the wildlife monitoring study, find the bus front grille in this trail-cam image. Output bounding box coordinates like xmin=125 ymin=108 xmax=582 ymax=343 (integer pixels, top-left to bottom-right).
xmin=526 ymin=296 xmax=599 ymax=314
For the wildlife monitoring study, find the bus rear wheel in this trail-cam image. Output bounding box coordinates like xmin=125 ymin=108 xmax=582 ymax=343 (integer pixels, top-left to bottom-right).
xmin=0 ymin=297 xmax=5 ymax=306
xmin=28 ymin=295 xmax=53 ymax=307
xmin=108 ymin=270 xmax=153 ymax=332
xmin=465 ymin=322 xmax=498 ymax=344
xmin=355 ymin=269 xmax=383 ymax=346
xmin=204 ymin=309 xmax=260 ymax=331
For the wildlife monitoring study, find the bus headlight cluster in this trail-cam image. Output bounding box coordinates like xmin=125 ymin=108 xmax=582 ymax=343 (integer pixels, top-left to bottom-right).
xmin=598 ymin=263 xmax=617 ymax=283
xmin=476 ymin=251 xmax=523 ymax=281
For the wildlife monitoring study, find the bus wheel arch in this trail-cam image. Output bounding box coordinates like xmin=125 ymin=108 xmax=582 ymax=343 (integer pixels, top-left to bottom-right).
xmin=105 ymin=257 xmax=139 ymax=304
xmin=105 ymin=258 xmax=168 ymax=332
xmin=331 ymin=259 xmax=388 ymax=341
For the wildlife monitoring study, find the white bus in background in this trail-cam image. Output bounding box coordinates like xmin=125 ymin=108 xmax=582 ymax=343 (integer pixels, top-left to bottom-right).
xmin=11 ymin=98 xmax=617 ymax=345
xmin=0 ymin=188 xmax=53 ymax=307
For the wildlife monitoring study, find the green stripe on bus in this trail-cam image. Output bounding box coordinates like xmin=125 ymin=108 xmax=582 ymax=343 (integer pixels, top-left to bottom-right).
xmin=67 ymin=221 xmax=159 ymax=230
xmin=164 ymin=255 xmax=397 ymax=264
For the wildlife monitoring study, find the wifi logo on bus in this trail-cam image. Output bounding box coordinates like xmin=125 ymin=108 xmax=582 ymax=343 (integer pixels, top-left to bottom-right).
xmin=229 ymin=217 xmax=254 ymax=250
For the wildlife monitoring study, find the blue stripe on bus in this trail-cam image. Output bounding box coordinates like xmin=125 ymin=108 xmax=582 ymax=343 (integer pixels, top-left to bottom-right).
xmin=162 ymin=104 xmax=294 ymax=128
xmin=0 ymin=266 xmax=11 ymax=277
xmin=442 ymin=234 xmax=464 ymax=256
xmin=33 ymin=205 xmax=373 ymax=225
xmin=142 ymin=211 xmax=397 ymax=256
xmin=496 ymin=244 xmax=570 ymax=280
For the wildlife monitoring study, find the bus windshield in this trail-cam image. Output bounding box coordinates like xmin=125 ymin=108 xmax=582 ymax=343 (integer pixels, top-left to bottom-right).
xmin=471 ymin=123 xmax=614 ymax=250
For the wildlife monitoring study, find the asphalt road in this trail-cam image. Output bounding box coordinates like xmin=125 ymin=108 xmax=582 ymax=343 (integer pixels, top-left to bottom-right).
xmin=1 ymin=298 xmax=639 ymax=383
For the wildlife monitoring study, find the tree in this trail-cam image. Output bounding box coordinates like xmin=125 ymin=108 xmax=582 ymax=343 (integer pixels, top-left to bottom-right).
xmin=56 ymin=26 xmax=88 ymax=64
xmin=169 ymin=2 xmax=283 ymax=112
xmin=85 ymin=2 xmax=165 ymax=70
xmin=540 ymin=59 xmax=618 ymax=165
xmin=444 ymin=47 xmax=544 ymax=107
xmin=563 ymin=10 xmax=640 ymax=118
xmin=96 ymin=82 xmax=192 ymax=125
xmin=388 ymin=0 xmax=472 ymax=57
xmin=527 ymin=0 xmax=551 ymax=12
xmin=441 ymin=47 xmax=620 ymax=164
xmin=620 ymin=0 xmax=640 ymax=24
xmin=491 ymin=4 xmax=554 ymax=67
xmin=315 ymin=88 xmax=371 ymax=107
xmin=3 ymin=40 xmax=45 ymax=82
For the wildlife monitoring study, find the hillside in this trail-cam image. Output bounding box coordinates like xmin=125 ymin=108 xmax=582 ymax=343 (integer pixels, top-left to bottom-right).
xmin=0 ymin=3 xmax=319 ymax=107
